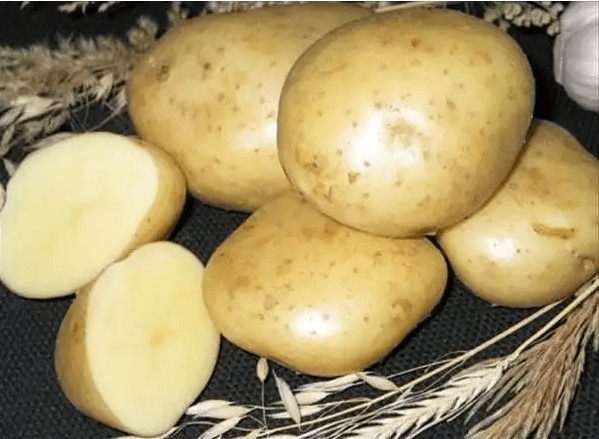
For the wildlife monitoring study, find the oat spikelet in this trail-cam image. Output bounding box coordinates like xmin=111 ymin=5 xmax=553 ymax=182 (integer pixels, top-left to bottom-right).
xmin=274 ymin=373 xmax=302 ymax=425
xmin=357 ymin=372 xmax=400 ymax=391
xmin=256 ymin=357 xmax=270 ymax=383
xmin=199 ymin=416 xmax=244 ymax=439
xmin=186 ymin=399 xmax=253 ymax=419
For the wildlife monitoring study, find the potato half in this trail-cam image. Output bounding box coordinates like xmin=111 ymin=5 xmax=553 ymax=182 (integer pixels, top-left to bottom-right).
xmin=438 ymin=120 xmax=599 ymax=307
xmin=127 ymin=3 xmax=371 ymax=211
xmin=278 ymin=8 xmax=534 ymax=237
xmin=0 ymin=133 xmax=186 ymax=299
xmin=203 ymin=191 xmax=447 ymax=376
xmin=55 ymin=241 xmax=220 ymax=437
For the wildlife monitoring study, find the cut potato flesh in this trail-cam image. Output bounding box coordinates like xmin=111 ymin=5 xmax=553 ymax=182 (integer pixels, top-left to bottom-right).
xmin=55 ymin=241 xmax=220 ymax=437
xmin=0 ymin=132 xmax=186 ymax=299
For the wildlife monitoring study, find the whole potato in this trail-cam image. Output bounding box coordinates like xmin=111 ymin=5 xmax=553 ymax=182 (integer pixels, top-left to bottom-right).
xmin=127 ymin=3 xmax=371 ymax=211
xmin=278 ymin=8 xmax=534 ymax=237
xmin=203 ymin=191 xmax=447 ymax=376
xmin=438 ymin=120 xmax=599 ymax=307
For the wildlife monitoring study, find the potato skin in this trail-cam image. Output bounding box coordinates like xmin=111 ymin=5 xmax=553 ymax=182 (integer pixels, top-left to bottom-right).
xmin=278 ymin=8 xmax=534 ymax=237
xmin=55 ymin=283 xmax=124 ymax=432
xmin=124 ymin=137 xmax=187 ymax=253
xmin=438 ymin=120 xmax=599 ymax=307
xmin=127 ymin=3 xmax=371 ymax=211
xmin=97 ymin=135 xmax=187 ymax=273
xmin=203 ymin=191 xmax=447 ymax=376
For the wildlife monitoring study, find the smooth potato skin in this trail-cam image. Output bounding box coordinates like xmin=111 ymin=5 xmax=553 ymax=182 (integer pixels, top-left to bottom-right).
xmin=124 ymin=137 xmax=187 ymax=253
xmin=127 ymin=4 xmax=371 ymax=211
xmin=438 ymin=120 xmax=599 ymax=307
xmin=278 ymin=8 xmax=534 ymax=237
xmin=55 ymin=284 xmax=124 ymax=432
xmin=203 ymin=191 xmax=447 ymax=376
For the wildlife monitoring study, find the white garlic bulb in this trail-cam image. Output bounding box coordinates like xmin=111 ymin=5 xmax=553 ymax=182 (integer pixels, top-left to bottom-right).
xmin=553 ymin=1 xmax=599 ymax=112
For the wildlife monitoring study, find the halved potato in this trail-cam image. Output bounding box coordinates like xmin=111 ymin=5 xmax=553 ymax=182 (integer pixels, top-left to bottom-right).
xmin=0 ymin=132 xmax=186 ymax=299
xmin=55 ymin=241 xmax=220 ymax=437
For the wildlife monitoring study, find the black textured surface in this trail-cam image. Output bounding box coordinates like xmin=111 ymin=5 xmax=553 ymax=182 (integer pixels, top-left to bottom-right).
xmin=1 ymin=3 xmax=598 ymax=439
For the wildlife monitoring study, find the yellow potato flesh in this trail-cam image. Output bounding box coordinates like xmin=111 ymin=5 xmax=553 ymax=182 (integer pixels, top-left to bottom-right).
xmin=278 ymin=8 xmax=534 ymax=237
xmin=127 ymin=3 xmax=371 ymax=211
xmin=0 ymin=133 xmax=186 ymax=299
xmin=438 ymin=120 xmax=599 ymax=307
xmin=203 ymin=191 xmax=447 ymax=376
xmin=55 ymin=241 xmax=220 ymax=437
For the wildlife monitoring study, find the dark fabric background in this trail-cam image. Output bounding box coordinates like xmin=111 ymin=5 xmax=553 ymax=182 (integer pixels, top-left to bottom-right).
xmin=1 ymin=2 xmax=598 ymax=439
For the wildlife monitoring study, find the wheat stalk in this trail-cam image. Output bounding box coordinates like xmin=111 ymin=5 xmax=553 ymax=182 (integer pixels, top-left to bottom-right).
xmin=0 ymin=35 xmax=136 ymax=154
xmin=0 ymin=4 xmax=171 ymax=159
xmin=466 ymin=275 xmax=599 ymax=439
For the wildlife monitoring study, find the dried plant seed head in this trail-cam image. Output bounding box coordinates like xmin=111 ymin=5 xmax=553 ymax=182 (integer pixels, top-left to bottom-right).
xmin=198 ymin=416 xmax=243 ymax=439
xmin=256 ymin=357 xmax=269 ymax=383
xmin=357 ymin=372 xmax=399 ymax=391
xmin=274 ymin=374 xmax=301 ymax=425
xmin=186 ymin=399 xmax=252 ymax=419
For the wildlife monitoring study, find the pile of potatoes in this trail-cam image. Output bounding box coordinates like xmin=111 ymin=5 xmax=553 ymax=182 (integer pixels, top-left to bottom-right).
xmin=1 ymin=4 xmax=597 ymax=437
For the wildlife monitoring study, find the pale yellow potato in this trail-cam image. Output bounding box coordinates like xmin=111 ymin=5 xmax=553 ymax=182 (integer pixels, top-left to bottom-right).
xmin=127 ymin=3 xmax=371 ymax=212
xmin=438 ymin=120 xmax=599 ymax=307
xmin=0 ymin=133 xmax=186 ymax=299
xmin=278 ymin=8 xmax=534 ymax=238
xmin=203 ymin=191 xmax=447 ymax=377
xmin=55 ymin=241 xmax=220 ymax=437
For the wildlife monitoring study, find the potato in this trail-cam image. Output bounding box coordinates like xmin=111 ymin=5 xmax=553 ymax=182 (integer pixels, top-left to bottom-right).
xmin=127 ymin=3 xmax=371 ymax=212
xmin=203 ymin=191 xmax=447 ymax=376
xmin=278 ymin=8 xmax=534 ymax=238
xmin=438 ymin=120 xmax=599 ymax=307
xmin=55 ymin=241 xmax=220 ymax=437
xmin=0 ymin=132 xmax=185 ymax=299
